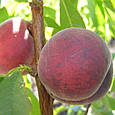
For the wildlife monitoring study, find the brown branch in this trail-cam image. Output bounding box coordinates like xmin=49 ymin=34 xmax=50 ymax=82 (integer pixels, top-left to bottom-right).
xmin=30 ymin=0 xmax=54 ymax=115
xmin=84 ymin=104 xmax=91 ymax=115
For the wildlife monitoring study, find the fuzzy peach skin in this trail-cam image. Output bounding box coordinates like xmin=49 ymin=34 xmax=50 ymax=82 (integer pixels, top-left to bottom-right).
xmin=0 ymin=17 xmax=34 ymax=74
xmin=38 ymin=28 xmax=112 ymax=104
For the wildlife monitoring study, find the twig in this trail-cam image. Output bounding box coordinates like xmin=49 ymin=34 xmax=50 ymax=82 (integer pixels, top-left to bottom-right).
xmin=84 ymin=104 xmax=91 ymax=115
xmin=30 ymin=0 xmax=54 ymax=115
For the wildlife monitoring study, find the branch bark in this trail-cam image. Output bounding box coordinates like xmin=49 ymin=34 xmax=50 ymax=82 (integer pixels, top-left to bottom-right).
xmin=30 ymin=0 xmax=54 ymax=115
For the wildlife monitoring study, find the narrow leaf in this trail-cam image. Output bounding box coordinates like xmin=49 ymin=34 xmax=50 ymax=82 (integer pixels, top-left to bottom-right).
xmin=26 ymin=88 xmax=41 ymax=115
xmin=104 ymin=0 xmax=115 ymax=12
xmin=14 ymin=0 xmax=28 ymax=2
xmin=95 ymin=0 xmax=105 ymax=18
xmin=60 ymin=0 xmax=85 ymax=29
xmin=87 ymin=0 xmax=98 ymax=28
xmin=110 ymin=77 xmax=115 ymax=92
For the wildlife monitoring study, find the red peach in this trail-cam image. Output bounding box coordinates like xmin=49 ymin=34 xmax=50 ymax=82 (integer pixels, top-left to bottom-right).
xmin=0 ymin=17 xmax=34 ymax=74
xmin=38 ymin=28 xmax=112 ymax=104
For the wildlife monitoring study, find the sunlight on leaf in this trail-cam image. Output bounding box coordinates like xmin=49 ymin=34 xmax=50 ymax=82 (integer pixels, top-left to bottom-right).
xmin=60 ymin=0 xmax=85 ymax=29
xmin=26 ymin=88 xmax=41 ymax=115
xmin=104 ymin=0 xmax=115 ymax=12
xmin=0 ymin=7 xmax=9 ymax=23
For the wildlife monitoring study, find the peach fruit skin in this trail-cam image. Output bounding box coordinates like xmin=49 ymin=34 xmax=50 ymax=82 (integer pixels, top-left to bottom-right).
xmin=0 ymin=17 xmax=34 ymax=74
xmin=38 ymin=28 xmax=112 ymax=104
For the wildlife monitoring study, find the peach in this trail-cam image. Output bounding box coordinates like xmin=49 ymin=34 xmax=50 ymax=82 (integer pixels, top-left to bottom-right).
xmin=0 ymin=17 xmax=34 ymax=74
xmin=38 ymin=28 xmax=113 ymax=104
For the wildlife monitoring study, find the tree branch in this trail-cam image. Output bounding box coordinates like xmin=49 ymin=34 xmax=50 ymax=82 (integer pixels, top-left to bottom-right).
xmin=30 ymin=0 xmax=54 ymax=115
xmin=84 ymin=104 xmax=91 ymax=115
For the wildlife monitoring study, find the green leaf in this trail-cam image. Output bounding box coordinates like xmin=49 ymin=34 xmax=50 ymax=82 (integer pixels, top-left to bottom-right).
xmin=26 ymin=88 xmax=41 ymax=115
xmin=54 ymin=105 xmax=67 ymax=115
xmin=92 ymin=100 xmax=113 ymax=115
xmin=102 ymin=94 xmax=115 ymax=110
xmin=0 ymin=71 xmax=31 ymax=115
xmin=77 ymin=111 xmax=85 ymax=115
xmin=92 ymin=100 xmax=103 ymax=109
xmin=44 ymin=6 xmax=56 ymax=21
xmin=95 ymin=0 xmax=105 ymax=18
xmin=104 ymin=0 xmax=115 ymax=12
xmin=94 ymin=110 xmax=113 ymax=115
xmin=87 ymin=0 xmax=98 ymax=28
xmin=0 ymin=7 xmax=9 ymax=23
xmin=110 ymin=77 xmax=115 ymax=92
xmin=67 ymin=105 xmax=85 ymax=115
xmin=52 ymin=27 xmax=61 ymax=36
xmin=111 ymin=0 xmax=115 ymax=9
xmin=0 ymin=75 xmax=5 ymax=83
xmin=44 ymin=17 xmax=60 ymax=28
xmin=60 ymin=0 xmax=85 ymax=29
xmin=14 ymin=0 xmax=28 ymax=2
xmin=72 ymin=0 xmax=79 ymax=7
xmin=105 ymin=8 xmax=115 ymax=39
xmin=23 ymin=75 xmax=31 ymax=89
xmin=68 ymin=105 xmax=84 ymax=112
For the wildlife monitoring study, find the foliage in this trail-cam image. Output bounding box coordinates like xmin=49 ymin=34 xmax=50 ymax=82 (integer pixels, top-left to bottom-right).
xmin=0 ymin=0 xmax=115 ymax=115
xmin=0 ymin=71 xmax=31 ymax=115
xmin=26 ymin=88 xmax=41 ymax=115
